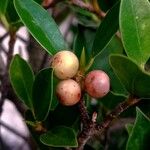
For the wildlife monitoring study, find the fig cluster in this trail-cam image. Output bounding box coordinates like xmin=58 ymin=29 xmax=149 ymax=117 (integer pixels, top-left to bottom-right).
xmin=51 ymin=50 xmax=110 ymax=106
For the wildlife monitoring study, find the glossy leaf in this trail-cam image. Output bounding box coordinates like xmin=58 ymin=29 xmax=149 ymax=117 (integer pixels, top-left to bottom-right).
xmin=50 ymin=76 xmax=59 ymax=110
xmin=50 ymin=104 xmax=79 ymax=128
xmin=125 ymin=123 xmax=133 ymax=135
xmin=32 ymin=68 xmax=53 ymax=121
xmin=73 ymin=25 xmax=96 ymax=61
xmin=9 ymin=55 xmax=34 ymax=109
xmin=97 ymin=0 xmax=119 ymax=12
xmin=92 ymin=2 xmax=120 ymax=57
xmin=0 ymin=0 xmax=8 ymax=15
xmin=34 ymin=0 xmax=43 ymax=4
xmin=70 ymin=5 xmax=99 ymax=27
xmin=25 ymin=110 xmax=49 ymax=150
xmin=110 ymin=54 xmax=150 ymax=98
xmin=120 ymin=0 xmax=150 ymax=67
xmin=91 ymin=36 xmax=128 ymax=96
xmin=14 ymin=0 xmax=67 ymax=55
xmin=101 ymin=91 xmax=126 ymax=109
xmin=40 ymin=126 xmax=78 ymax=147
xmin=6 ymin=0 xmax=20 ymax=24
xmin=126 ymin=108 xmax=150 ymax=150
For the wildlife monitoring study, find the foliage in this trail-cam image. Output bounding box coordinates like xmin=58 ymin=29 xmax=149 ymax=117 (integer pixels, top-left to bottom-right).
xmin=1 ymin=0 xmax=150 ymax=149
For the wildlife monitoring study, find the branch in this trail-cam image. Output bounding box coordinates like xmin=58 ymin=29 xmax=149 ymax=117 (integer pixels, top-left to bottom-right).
xmin=75 ymin=98 xmax=97 ymax=150
xmin=95 ymin=96 xmax=140 ymax=132
xmin=76 ymin=96 xmax=141 ymax=150
xmin=78 ymin=98 xmax=90 ymax=125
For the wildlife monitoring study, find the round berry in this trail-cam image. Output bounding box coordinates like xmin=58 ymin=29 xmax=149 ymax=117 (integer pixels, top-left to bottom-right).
xmin=85 ymin=70 xmax=110 ymax=98
xmin=56 ymin=79 xmax=81 ymax=106
xmin=51 ymin=50 xmax=79 ymax=79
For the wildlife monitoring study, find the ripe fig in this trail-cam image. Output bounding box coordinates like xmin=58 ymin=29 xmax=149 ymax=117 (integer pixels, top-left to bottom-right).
xmin=51 ymin=50 xmax=79 ymax=79
xmin=56 ymin=79 xmax=81 ymax=106
xmin=85 ymin=70 xmax=110 ymax=98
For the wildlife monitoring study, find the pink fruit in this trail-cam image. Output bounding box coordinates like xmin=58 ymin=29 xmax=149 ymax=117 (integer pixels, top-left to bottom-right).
xmin=56 ymin=79 xmax=81 ymax=106
xmin=85 ymin=70 xmax=110 ymax=98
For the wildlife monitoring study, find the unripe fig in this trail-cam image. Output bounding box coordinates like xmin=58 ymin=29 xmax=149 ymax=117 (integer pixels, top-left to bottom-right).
xmin=85 ymin=70 xmax=110 ymax=98
xmin=56 ymin=79 xmax=81 ymax=106
xmin=51 ymin=50 xmax=79 ymax=79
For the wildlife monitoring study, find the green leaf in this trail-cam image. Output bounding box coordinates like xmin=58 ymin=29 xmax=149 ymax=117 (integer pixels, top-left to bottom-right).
xmin=120 ymin=0 xmax=150 ymax=67
xmin=25 ymin=111 xmax=50 ymax=150
xmin=100 ymin=91 xmax=126 ymax=109
xmin=92 ymin=2 xmax=120 ymax=57
xmin=40 ymin=126 xmax=78 ymax=147
xmin=73 ymin=25 xmax=96 ymax=62
xmin=6 ymin=0 xmax=20 ymax=25
xmin=0 ymin=0 xmax=8 ymax=15
xmin=125 ymin=123 xmax=133 ymax=135
xmin=0 ymin=0 xmax=22 ymax=29
xmin=91 ymin=36 xmax=128 ymax=96
xmin=14 ymin=0 xmax=67 ymax=55
xmin=50 ymin=76 xmax=59 ymax=111
xmin=9 ymin=55 xmax=34 ymax=109
xmin=69 ymin=5 xmax=99 ymax=27
xmin=32 ymin=68 xmax=53 ymax=121
xmin=34 ymin=0 xmax=43 ymax=4
xmin=50 ymin=104 xmax=79 ymax=128
xmin=126 ymin=108 xmax=150 ymax=150
xmin=110 ymin=54 xmax=150 ymax=98
xmin=97 ymin=0 xmax=119 ymax=12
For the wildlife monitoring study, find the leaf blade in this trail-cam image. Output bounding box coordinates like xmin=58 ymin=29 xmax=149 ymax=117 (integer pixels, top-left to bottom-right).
xmin=40 ymin=126 xmax=78 ymax=147
xmin=0 ymin=0 xmax=8 ymax=15
xmin=126 ymin=108 xmax=150 ymax=150
xmin=110 ymin=54 xmax=150 ymax=98
xmin=9 ymin=55 xmax=34 ymax=109
xmin=14 ymin=0 xmax=67 ymax=55
xmin=92 ymin=2 xmax=120 ymax=57
xmin=120 ymin=0 xmax=150 ymax=66
xmin=32 ymin=68 xmax=53 ymax=121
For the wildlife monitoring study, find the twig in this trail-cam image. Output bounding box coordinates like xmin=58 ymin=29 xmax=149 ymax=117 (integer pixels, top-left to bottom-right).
xmin=78 ymin=98 xmax=90 ymax=126
xmin=76 ymin=111 xmax=97 ymax=150
xmin=75 ymin=98 xmax=97 ymax=150
xmin=95 ymin=96 xmax=140 ymax=132
xmin=76 ymin=96 xmax=141 ymax=150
